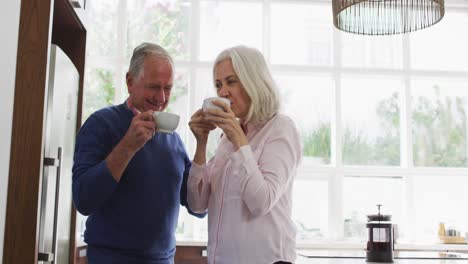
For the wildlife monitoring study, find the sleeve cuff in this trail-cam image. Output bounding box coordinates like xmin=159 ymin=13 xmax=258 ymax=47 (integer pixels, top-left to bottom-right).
xmin=189 ymin=162 xmax=206 ymax=181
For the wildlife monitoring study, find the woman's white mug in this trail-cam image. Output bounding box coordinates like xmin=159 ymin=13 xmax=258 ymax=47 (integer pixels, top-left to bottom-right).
xmin=202 ymin=97 xmax=230 ymax=111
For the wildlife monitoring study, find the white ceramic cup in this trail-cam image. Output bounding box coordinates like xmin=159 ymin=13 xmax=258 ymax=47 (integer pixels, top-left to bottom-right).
xmin=202 ymin=97 xmax=230 ymax=111
xmin=152 ymin=111 xmax=180 ymax=134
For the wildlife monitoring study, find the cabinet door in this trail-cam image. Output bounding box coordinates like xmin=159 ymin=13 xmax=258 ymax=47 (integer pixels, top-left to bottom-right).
xmin=37 ymin=44 xmax=79 ymax=264
xmin=175 ymin=246 xmax=208 ymax=264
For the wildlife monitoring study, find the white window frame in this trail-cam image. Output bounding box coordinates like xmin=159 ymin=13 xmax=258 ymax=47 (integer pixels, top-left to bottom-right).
xmin=85 ymin=0 xmax=468 ymax=251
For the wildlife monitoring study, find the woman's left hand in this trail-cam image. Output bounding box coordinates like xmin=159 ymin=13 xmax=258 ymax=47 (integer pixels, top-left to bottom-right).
xmin=204 ymin=100 xmax=248 ymax=150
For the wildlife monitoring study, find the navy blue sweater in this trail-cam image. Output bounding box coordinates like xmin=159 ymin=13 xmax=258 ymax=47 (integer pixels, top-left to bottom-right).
xmin=72 ymin=103 xmax=202 ymax=263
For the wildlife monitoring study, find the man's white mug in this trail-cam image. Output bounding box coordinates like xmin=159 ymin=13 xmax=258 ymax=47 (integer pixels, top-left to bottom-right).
xmin=202 ymin=97 xmax=230 ymax=111
xmin=153 ymin=111 xmax=180 ymax=134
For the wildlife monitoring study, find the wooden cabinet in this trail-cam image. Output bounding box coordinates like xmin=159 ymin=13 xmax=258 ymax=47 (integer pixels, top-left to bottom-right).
xmin=75 ymin=245 xmax=88 ymax=264
xmin=2 ymin=0 xmax=86 ymax=263
xmin=175 ymin=246 xmax=208 ymax=264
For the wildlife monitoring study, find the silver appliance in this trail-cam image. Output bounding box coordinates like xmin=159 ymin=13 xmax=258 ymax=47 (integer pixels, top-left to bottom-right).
xmin=37 ymin=44 xmax=79 ymax=263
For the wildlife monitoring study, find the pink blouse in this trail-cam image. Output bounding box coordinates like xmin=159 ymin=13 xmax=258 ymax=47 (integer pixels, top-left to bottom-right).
xmin=187 ymin=114 xmax=302 ymax=264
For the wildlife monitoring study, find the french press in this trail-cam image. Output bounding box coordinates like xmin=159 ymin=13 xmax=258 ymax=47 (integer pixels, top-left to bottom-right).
xmin=366 ymin=205 xmax=394 ymax=263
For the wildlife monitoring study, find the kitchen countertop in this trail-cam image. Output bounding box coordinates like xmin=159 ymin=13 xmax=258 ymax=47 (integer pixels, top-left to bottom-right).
xmin=296 ymin=250 xmax=468 ymax=264
xmin=296 ymin=259 xmax=468 ymax=264
xmin=176 ymin=238 xmax=468 ymax=251
xmin=175 ymin=238 xmax=468 ymax=263
xmin=76 ymin=240 xmax=468 ymax=263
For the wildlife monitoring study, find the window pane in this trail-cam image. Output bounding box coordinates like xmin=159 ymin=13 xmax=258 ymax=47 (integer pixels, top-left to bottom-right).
xmin=127 ymin=0 xmax=191 ymax=60
xmin=87 ymin=0 xmax=119 ymax=57
xmin=83 ymin=67 xmax=116 ymax=122
xmin=176 ymin=208 xmax=187 ymax=238
xmin=343 ymin=176 xmax=404 ymax=241
xmin=341 ymin=34 xmax=403 ymax=69
xmin=410 ymin=10 xmax=468 ymax=71
xmin=341 ymin=76 xmax=402 ymax=166
xmin=293 ymin=179 xmax=328 ymax=242
xmin=168 ymin=70 xmax=190 ymax=142
xmin=411 ymin=79 xmax=468 ymax=167
xmin=270 ymin=3 xmax=332 ymax=66
xmin=76 ymin=213 xmax=87 ymax=243
xmin=176 ymin=208 xmax=208 ymax=241
xmin=413 ymin=175 xmax=468 ymax=242
xmin=199 ymin=1 xmax=263 ymax=61
xmin=275 ymin=74 xmax=333 ymax=164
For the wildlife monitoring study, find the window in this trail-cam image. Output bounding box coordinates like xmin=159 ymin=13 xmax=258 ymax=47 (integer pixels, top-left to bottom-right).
xmin=83 ymin=0 xmax=468 ymax=249
xmin=413 ymin=175 xmax=468 ymax=241
xmin=341 ymin=76 xmax=402 ymax=166
xmin=275 ymin=73 xmax=334 ymax=164
xmin=199 ymin=1 xmax=263 ymax=61
xmin=270 ymin=3 xmax=333 ymax=66
xmin=411 ymin=78 xmax=468 ymax=167
xmin=410 ymin=11 xmax=468 ymax=71
xmin=341 ymin=34 xmax=403 ymax=69
xmin=293 ymin=179 xmax=329 ymax=241
xmin=343 ymin=176 xmax=404 ymax=241
xmin=127 ymin=1 xmax=191 ymax=60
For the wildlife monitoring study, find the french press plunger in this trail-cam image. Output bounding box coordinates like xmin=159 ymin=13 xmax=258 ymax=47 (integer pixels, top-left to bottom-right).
xmin=366 ymin=204 xmax=394 ymax=263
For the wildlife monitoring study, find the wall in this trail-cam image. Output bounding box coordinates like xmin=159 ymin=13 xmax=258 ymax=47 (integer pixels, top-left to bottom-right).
xmin=0 ymin=0 xmax=22 ymax=261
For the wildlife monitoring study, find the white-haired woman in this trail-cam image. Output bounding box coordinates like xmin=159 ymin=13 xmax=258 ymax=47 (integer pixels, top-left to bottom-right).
xmin=187 ymin=45 xmax=302 ymax=264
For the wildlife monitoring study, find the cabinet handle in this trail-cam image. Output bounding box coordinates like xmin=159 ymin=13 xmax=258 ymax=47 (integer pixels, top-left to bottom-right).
xmin=51 ymin=147 xmax=62 ymax=263
xmin=43 ymin=157 xmax=56 ymax=167
xmin=38 ymin=252 xmax=54 ymax=262
xmin=38 ymin=147 xmax=62 ymax=263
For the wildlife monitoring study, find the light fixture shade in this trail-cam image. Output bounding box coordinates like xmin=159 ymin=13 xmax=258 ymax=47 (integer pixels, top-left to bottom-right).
xmin=332 ymin=0 xmax=445 ymax=35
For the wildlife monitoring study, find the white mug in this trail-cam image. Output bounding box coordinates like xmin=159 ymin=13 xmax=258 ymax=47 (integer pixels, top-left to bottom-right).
xmin=152 ymin=111 xmax=180 ymax=134
xmin=202 ymin=97 xmax=230 ymax=111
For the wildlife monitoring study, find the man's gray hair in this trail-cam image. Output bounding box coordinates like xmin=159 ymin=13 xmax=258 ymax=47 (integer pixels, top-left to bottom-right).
xmin=128 ymin=42 xmax=174 ymax=79
xmin=213 ymin=45 xmax=281 ymax=124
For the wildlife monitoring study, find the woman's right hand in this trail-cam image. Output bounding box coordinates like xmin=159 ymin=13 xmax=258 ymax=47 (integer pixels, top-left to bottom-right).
xmin=189 ymin=109 xmax=216 ymax=145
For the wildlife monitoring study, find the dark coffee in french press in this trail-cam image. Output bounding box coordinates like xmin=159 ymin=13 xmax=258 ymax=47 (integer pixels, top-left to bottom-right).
xmin=366 ymin=205 xmax=394 ymax=263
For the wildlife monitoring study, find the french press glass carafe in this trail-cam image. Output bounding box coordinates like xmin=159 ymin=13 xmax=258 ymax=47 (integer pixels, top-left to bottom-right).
xmin=366 ymin=205 xmax=394 ymax=263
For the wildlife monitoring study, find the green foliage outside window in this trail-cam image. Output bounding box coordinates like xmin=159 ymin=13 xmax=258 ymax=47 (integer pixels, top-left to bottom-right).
xmin=342 ymin=128 xmax=376 ymax=165
xmin=302 ymin=122 xmax=331 ymax=164
xmin=412 ymin=86 xmax=467 ymax=167
xmin=127 ymin=1 xmax=190 ymax=60
xmin=302 ymin=92 xmax=400 ymax=166
xmin=84 ymin=1 xmax=190 ymax=122
xmin=303 ymin=86 xmax=467 ymax=167
xmin=83 ymin=69 xmax=115 ymax=122
xmin=374 ymin=93 xmax=400 ymax=165
xmin=127 ymin=1 xmax=191 ymax=111
xmin=342 ymin=92 xmax=400 ymax=166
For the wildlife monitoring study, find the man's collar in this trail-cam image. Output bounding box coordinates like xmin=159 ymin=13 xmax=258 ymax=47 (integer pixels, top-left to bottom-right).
xmin=126 ymin=99 xmax=141 ymax=116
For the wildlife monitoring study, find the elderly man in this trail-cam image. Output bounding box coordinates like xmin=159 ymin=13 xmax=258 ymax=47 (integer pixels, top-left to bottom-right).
xmin=72 ymin=42 xmax=203 ymax=264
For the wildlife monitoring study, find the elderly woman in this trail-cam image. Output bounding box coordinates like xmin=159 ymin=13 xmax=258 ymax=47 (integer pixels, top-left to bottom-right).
xmin=187 ymin=45 xmax=302 ymax=264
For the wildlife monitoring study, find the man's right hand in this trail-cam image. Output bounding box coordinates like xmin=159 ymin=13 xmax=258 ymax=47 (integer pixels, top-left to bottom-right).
xmin=106 ymin=111 xmax=155 ymax=182
xmin=120 ymin=111 xmax=156 ymax=153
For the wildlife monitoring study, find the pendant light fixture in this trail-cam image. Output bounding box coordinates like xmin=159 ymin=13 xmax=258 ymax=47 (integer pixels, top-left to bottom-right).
xmin=332 ymin=0 xmax=445 ymax=35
